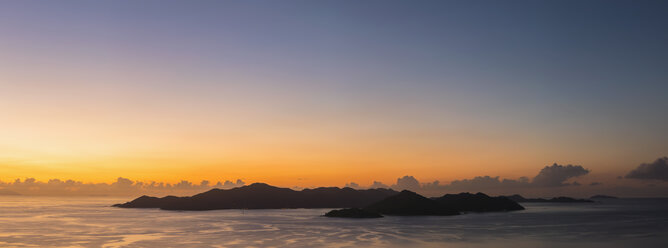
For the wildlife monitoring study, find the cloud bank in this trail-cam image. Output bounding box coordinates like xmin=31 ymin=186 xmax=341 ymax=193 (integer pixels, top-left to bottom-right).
xmin=400 ymin=163 xmax=587 ymax=190
xmin=531 ymin=164 xmax=590 ymax=187
xmin=444 ymin=176 xmax=531 ymax=190
xmin=392 ymin=176 xmax=421 ymax=191
xmin=8 ymin=159 xmax=668 ymax=198
xmin=625 ymin=157 xmax=668 ymax=181
xmin=344 ymin=163 xmax=591 ymax=197
xmin=0 ymin=177 xmax=245 ymax=197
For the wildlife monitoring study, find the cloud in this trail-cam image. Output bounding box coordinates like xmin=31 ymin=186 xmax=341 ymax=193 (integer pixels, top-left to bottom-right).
xmin=112 ymin=177 xmax=134 ymax=187
xmin=435 ymin=163 xmax=588 ymax=190
xmin=445 ymin=176 xmax=530 ymax=190
xmin=218 ymin=179 xmax=246 ymax=188
xmin=625 ymin=157 xmax=668 ymax=181
xmin=0 ymin=177 xmax=247 ymax=197
xmin=344 ymin=182 xmax=362 ymax=189
xmin=531 ymin=163 xmax=590 ymax=187
xmin=341 ymin=179 xmax=411 ymax=190
xmin=339 ymin=163 xmax=593 ymax=196
xmin=589 ymin=182 xmax=602 ymax=186
xmin=369 ymin=181 xmax=389 ymax=189
xmin=391 ymin=176 xmax=421 ymax=191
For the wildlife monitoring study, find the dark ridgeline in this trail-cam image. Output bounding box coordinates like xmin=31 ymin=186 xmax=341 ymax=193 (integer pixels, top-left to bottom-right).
xmin=434 ymin=192 xmax=525 ymax=212
xmin=363 ymin=190 xmax=460 ymax=216
xmin=505 ymin=194 xmax=594 ymax=203
xmin=113 ymin=183 xmax=398 ymax=210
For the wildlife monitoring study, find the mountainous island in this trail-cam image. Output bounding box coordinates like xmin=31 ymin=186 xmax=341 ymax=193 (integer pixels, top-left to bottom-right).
xmin=325 ymin=191 xmax=524 ymax=218
xmin=434 ymin=192 xmax=526 ymax=212
xmin=113 ymin=183 xmax=398 ymax=210
xmin=114 ymin=183 xmax=525 ymax=218
xmin=364 ymin=190 xmax=461 ymax=216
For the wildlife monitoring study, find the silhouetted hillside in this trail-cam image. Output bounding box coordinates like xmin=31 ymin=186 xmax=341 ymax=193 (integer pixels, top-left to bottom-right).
xmin=363 ymin=190 xmax=460 ymax=216
xmin=434 ymin=192 xmax=524 ymax=212
xmin=113 ymin=183 xmax=398 ymax=210
xmin=505 ymin=194 xmax=593 ymax=203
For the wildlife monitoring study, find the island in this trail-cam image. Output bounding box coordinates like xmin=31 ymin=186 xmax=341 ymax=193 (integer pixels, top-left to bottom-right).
xmin=115 ymin=184 xmax=527 ymax=219
xmin=590 ymin=195 xmax=618 ymax=199
xmin=504 ymin=194 xmax=593 ymax=203
xmin=363 ymin=190 xmax=460 ymax=216
xmin=434 ymin=192 xmax=525 ymax=212
xmin=113 ymin=183 xmax=398 ymax=210
xmin=324 ymin=208 xmax=384 ymax=218
xmin=324 ymin=191 xmax=524 ymax=218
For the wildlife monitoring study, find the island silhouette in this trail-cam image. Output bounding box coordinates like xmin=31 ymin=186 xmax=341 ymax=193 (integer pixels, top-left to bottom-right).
xmin=504 ymin=194 xmax=594 ymax=203
xmin=113 ymin=183 xmax=397 ymax=210
xmin=326 ymin=191 xmax=525 ymax=218
xmin=434 ymin=192 xmax=526 ymax=212
xmin=114 ymin=183 xmax=528 ymax=217
xmin=363 ymin=190 xmax=461 ymax=216
xmin=590 ymin=195 xmax=618 ymax=199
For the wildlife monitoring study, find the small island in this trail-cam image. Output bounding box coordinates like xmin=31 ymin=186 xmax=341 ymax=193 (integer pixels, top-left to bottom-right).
xmin=324 ymin=208 xmax=383 ymax=218
xmin=325 ymin=191 xmax=524 ymax=218
xmin=590 ymin=195 xmax=618 ymax=199
xmin=504 ymin=194 xmax=593 ymax=203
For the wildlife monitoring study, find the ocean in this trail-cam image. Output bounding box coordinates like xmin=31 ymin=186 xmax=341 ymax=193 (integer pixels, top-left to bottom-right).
xmin=0 ymin=196 xmax=666 ymax=247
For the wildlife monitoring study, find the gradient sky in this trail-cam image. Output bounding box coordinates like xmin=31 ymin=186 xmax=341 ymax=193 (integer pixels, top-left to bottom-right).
xmin=1 ymin=0 xmax=667 ymax=191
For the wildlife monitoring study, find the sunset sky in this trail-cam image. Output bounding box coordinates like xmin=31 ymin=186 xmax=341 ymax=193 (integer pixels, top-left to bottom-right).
xmin=1 ymin=1 xmax=667 ymax=196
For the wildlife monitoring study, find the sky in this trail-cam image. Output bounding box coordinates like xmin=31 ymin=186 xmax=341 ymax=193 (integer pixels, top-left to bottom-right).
xmin=1 ymin=0 xmax=667 ymax=197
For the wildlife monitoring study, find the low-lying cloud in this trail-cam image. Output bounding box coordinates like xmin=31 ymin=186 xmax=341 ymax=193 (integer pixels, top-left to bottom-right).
xmin=532 ymin=164 xmax=590 ymax=187
xmin=370 ymin=181 xmax=389 ymax=189
xmin=345 ymin=163 xmax=591 ymax=196
xmin=0 ymin=177 xmax=245 ymax=197
xmin=445 ymin=176 xmax=531 ymax=189
xmin=625 ymin=157 xmax=668 ymax=181
xmin=392 ymin=176 xmax=421 ymax=191
xmin=344 ymin=182 xmax=361 ymax=189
